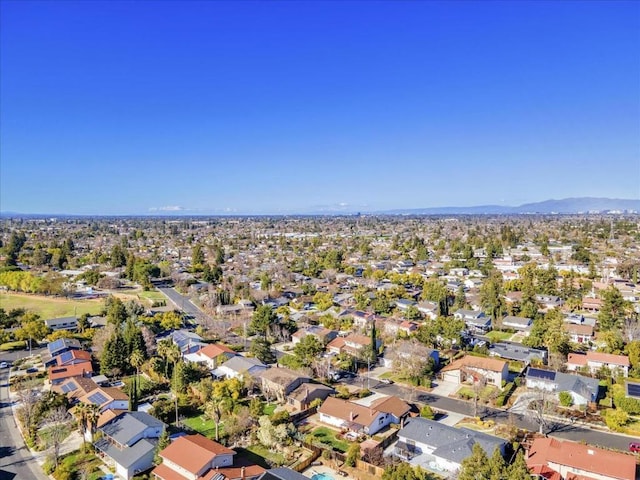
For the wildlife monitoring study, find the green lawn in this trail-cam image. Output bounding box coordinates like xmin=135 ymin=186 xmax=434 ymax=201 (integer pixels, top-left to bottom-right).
xmin=0 ymin=292 xmax=104 ymax=319
xmin=182 ymin=414 xmax=221 ymax=439
xmin=486 ymin=331 xmax=513 ymax=343
xmin=308 ymin=426 xmax=350 ymax=452
xmin=243 ymin=444 xmax=286 ymax=467
xmin=263 ymin=403 xmax=278 ymax=416
xmin=136 ymin=289 xmax=167 ymax=305
xmin=56 ymin=450 xmax=103 ymax=480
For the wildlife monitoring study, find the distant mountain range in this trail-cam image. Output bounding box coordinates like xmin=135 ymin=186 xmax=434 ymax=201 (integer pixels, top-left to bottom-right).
xmin=2 ymin=197 xmax=639 ymax=217
xmin=379 ymin=197 xmax=640 ymax=215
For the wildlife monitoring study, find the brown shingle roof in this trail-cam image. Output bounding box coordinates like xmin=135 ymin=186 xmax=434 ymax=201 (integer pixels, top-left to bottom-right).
xmin=318 ymin=397 xmax=380 ymax=428
xmin=198 ymin=343 xmax=235 ymax=360
xmin=370 ymin=395 xmax=411 ymax=418
xmin=159 ymin=434 xmax=235 ymax=475
xmin=441 ymin=355 xmax=507 ymax=373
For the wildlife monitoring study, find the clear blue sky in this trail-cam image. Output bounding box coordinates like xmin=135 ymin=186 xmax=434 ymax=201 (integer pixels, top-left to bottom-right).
xmin=1 ymin=1 xmax=639 ymax=215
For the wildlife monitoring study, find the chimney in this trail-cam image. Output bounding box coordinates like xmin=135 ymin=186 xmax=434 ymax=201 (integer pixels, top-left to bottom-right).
xmin=350 ymin=411 xmax=355 ymax=421
xmin=241 ymin=466 xmax=246 ymax=479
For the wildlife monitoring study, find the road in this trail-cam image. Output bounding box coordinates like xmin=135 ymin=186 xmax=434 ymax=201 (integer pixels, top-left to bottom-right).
xmin=0 ymin=350 xmax=49 ymax=480
xmin=157 ymin=286 xmax=213 ymax=325
xmin=341 ymin=376 xmax=636 ymax=452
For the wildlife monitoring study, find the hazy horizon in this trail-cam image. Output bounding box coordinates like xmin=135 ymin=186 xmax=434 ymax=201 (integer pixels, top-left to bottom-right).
xmin=2 ymin=1 xmax=639 ymax=215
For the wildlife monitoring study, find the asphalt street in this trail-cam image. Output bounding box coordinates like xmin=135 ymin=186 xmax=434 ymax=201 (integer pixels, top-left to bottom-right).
xmin=359 ymin=377 xmax=638 ymax=452
xmin=157 ymin=286 xmax=212 ymax=324
xmin=0 ymin=349 xmax=48 ymax=480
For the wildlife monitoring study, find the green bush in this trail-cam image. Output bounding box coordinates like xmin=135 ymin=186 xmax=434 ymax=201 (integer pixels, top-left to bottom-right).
xmin=558 ymin=391 xmax=573 ymax=407
xmin=270 ymin=410 xmax=290 ymax=425
xmin=420 ymin=405 xmax=435 ymax=419
xmin=358 ymin=389 xmax=372 ymax=398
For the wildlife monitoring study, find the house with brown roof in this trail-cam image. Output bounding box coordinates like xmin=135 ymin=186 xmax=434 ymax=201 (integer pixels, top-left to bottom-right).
xmin=78 ymin=386 xmax=129 ymax=413
xmin=566 ymin=351 xmax=630 ymax=377
xmin=291 ymin=325 xmax=338 ymax=345
xmin=563 ymin=323 xmax=594 ymax=344
xmin=188 ymin=343 xmax=237 ymax=370
xmin=318 ymin=396 xmax=397 ymax=435
xmin=440 ymin=355 xmax=508 ymax=388
xmin=152 ymin=434 xmax=265 ymax=480
xmin=286 ymin=383 xmax=334 ymax=411
xmin=526 ymin=437 xmax=636 ymax=480
xmin=258 ymin=367 xmax=311 ymax=404
xmin=53 ymin=349 xmax=92 ymax=366
xmin=369 ymin=395 xmax=412 ymax=425
xmin=326 ymin=333 xmax=381 ymax=357
xmin=52 ymin=375 xmax=99 ymax=402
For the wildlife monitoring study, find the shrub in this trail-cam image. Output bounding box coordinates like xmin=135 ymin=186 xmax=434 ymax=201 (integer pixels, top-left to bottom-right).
xmin=420 ymin=405 xmax=435 ymax=419
xmin=270 ymin=410 xmax=290 ymax=425
xmin=604 ymin=408 xmax=629 ymax=432
xmin=358 ymin=389 xmax=372 ymax=398
xmin=558 ymin=391 xmax=573 ymax=407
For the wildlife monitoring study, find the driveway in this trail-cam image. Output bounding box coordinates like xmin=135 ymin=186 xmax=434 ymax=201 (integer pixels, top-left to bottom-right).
xmin=430 ymin=380 xmax=460 ymax=397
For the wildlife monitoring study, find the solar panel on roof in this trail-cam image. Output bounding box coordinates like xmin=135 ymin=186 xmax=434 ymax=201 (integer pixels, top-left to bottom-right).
xmin=49 ymin=339 xmax=64 ymax=352
xmin=61 ymin=382 xmax=77 ymax=393
xmin=528 ymin=368 xmax=555 ymax=381
xmin=59 ymin=351 xmax=73 ymax=364
xmin=88 ymin=392 xmax=108 ymax=405
xmin=627 ymin=382 xmax=640 ymax=398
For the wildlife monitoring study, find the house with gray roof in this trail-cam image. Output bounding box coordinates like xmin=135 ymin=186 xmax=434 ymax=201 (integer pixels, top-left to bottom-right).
xmin=259 ymin=468 xmax=308 ymax=480
xmin=212 ymin=355 xmax=268 ymax=380
xmin=489 ymin=343 xmax=547 ymax=365
xmin=501 ymin=315 xmax=533 ymax=333
xmin=454 ymin=309 xmax=492 ymax=332
xmin=525 ymin=367 xmax=600 ymax=406
xmin=394 ymin=417 xmax=506 ymax=474
xmin=94 ymin=411 xmax=166 ymax=480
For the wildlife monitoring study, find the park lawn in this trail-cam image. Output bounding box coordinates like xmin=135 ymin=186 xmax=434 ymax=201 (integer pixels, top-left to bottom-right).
xmin=0 ymin=292 xmax=103 ymax=319
xmin=486 ymin=331 xmax=513 ymax=343
xmin=309 ymin=426 xmax=350 ymax=453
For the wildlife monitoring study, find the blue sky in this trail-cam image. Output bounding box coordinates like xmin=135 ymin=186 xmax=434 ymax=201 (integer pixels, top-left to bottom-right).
xmin=1 ymin=1 xmax=639 ymax=214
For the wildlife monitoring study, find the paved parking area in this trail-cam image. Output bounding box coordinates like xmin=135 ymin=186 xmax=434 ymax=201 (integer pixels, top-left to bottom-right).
xmin=430 ymin=380 xmax=460 ymax=397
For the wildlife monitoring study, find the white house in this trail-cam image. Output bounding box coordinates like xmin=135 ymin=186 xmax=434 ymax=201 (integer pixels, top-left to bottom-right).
xmin=566 ymin=351 xmax=630 ymax=377
xmin=212 ymin=355 xmax=267 ymax=380
xmin=318 ymin=397 xmax=393 ymax=435
xmin=440 ymin=355 xmax=508 ymax=388
xmin=525 ymin=368 xmax=600 ymax=406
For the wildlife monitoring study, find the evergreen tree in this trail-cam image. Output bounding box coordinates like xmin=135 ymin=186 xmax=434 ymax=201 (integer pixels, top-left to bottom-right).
xmin=250 ymin=337 xmax=276 ymax=364
xmin=457 ymin=443 xmax=491 ymax=480
xmin=101 ymin=332 xmax=128 ymax=375
xmin=487 ymin=447 xmax=507 ymax=480
xmin=507 ymin=451 xmax=530 ymax=479
xmin=154 ymin=430 xmax=170 ymax=465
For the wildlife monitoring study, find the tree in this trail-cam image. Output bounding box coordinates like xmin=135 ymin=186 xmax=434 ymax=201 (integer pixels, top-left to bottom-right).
xmin=457 ymin=443 xmax=491 ymax=480
xmin=345 ymin=442 xmax=360 ymax=467
xmin=382 ymin=463 xmax=434 ymax=480
xmin=250 ymin=337 xmax=276 ymax=364
xmin=100 ymin=332 xmax=128 ymax=375
xmin=421 ymin=280 xmax=449 ymax=316
xmin=154 ymin=429 xmax=170 ymax=465
xmin=487 ymin=447 xmax=507 ymax=480
xmin=507 ymin=450 xmax=530 ymax=479
xmin=42 ymin=406 xmax=71 ymax=469
xmin=205 ymin=397 xmax=230 ymax=441
xmin=250 ymin=305 xmax=276 ymax=338
xmin=192 ymin=244 xmax=205 ymax=271
xmin=106 ymin=296 xmax=128 ymax=326
xmin=420 ymin=404 xmax=435 ymax=419
xmin=599 ymin=286 xmax=630 ymax=331
xmin=558 ymin=391 xmax=573 ymax=407
xmin=480 ymin=270 xmax=504 ymax=328
xmin=130 ymin=349 xmax=145 ymax=411
xmin=293 ymin=335 xmax=324 ymax=367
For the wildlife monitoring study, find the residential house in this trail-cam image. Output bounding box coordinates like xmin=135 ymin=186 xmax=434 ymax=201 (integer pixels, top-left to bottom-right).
xmin=488 ymin=343 xmax=547 ymax=365
xmin=259 ymin=468 xmax=308 ymax=480
xmin=394 ymin=417 xmax=506 ymax=474
xmin=52 ymin=349 xmax=92 ymax=367
xmin=152 ymin=434 xmax=265 ymax=480
xmin=566 ymin=351 xmax=630 ymax=377
xmin=416 ymin=301 xmax=439 ymax=320
xmin=44 ymin=316 xmax=79 ymax=331
xmin=212 ymin=355 xmax=267 ymax=380
xmin=535 ymin=295 xmax=564 ymax=312
xmin=258 ymin=367 xmax=311 ymax=403
xmin=394 ymin=299 xmax=417 ymax=311
xmin=501 ymin=315 xmax=533 ymax=334
xmin=440 ymin=355 xmax=508 ymax=388
xmin=453 ymin=309 xmax=492 ymax=332
xmin=526 ymin=437 xmax=636 ymax=480
xmin=563 ymin=323 xmax=594 ymax=344
xmin=369 ymin=395 xmax=411 ymax=425
xmin=48 ymin=363 xmax=94 ymax=386
xmin=95 ymin=411 xmax=166 ymax=480
xmin=318 ymin=397 xmax=394 ymax=436
xmin=78 ymin=386 xmax=129 ymax=412
xmin=582 ymin=297 xmax=603 ymax=313
xmin=53 ymin=375 xmax=99 ymax=402
xmin=382 ymin=318 xmax=419 ymax=337
xmin=326 ymin=333 xmax=381 ymax=358
xmin=381 ymin=343 xmax=439 ymax=369
xmin=171 ymin=330 xmax=206 ymax=355
xmin=286 ymin=383 xmax=334 ymax=411
xmin=187 ymin=343 xmax=237 ymax=370
xmin=43 ymin=338 xmax=82 ymax=367
xmin=525 ymin=368 xmax=600 ymax=406
xmin=291 ymin=325 xmax=338 ymax=345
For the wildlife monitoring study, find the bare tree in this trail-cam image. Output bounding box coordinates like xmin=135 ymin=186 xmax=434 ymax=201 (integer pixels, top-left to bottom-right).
xmin=623 ymin=317 xmax=640 ymax=342
xmin=15 ymin=377 xmax=41 ymax=438
xmin=42 ymin=406 xmax=72 ymax=468
xmin=526 ymin=388 xmax=557 ymax=435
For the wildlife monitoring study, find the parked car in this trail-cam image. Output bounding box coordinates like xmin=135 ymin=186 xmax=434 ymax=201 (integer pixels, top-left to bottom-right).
xmin=0 ymin=362 xmax=8 ymax=369
xmin=379 ymin=378 xmax=394 ymax=384
xmin=630 ymin=442 xmax=640 ymax=453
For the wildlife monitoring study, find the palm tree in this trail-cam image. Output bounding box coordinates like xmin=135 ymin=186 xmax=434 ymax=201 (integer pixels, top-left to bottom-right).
xmin=205 ymin=397 xmax=231 ymax=441
xmin=130 ymin=350 xmax=145 ymax=411
xmin=74 ymin=402 xmax=89 ymax=450
xmin=157 ymin=339 xmax=180 ymax=380
xmin=85 ymin=403 xmax=100 ymax=443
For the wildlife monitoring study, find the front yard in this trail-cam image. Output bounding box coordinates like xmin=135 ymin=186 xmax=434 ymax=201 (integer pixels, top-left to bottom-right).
xmin=307 ymin=426 xmax=350 ymax=453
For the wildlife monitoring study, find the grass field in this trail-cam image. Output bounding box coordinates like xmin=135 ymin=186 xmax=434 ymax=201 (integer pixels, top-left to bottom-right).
xmin=486 ymin=330 xmax=513 ymax=343
xmin=182 ymin=414 xmax=221 ymax=439
xmin=0 ymin=292 xmax=104 ymax=318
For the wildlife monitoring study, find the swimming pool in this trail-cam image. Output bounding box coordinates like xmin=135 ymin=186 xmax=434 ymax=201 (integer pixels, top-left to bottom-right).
xmin=311 ymin=473 xmax=335 ymax=480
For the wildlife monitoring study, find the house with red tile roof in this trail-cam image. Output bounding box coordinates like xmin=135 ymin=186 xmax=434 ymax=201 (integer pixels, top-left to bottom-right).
xmin=48 ymin=362 xmax=94 ymax=385
xmin=152 ymin=434 xmax=264 ymax=480
xmin=566 ymin=351 xmax=630 ymax=377
xmin=526 ymin=437 xmax=636 ymax=480
xmin=188 ymin=343 xmax=237 ymax=369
